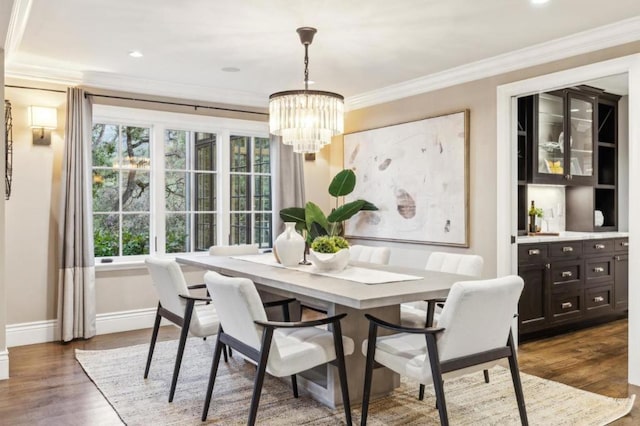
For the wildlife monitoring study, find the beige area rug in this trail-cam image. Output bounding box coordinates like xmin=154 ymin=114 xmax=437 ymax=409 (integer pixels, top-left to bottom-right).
xmin=76 ymin=338 xmax=634 ymax=425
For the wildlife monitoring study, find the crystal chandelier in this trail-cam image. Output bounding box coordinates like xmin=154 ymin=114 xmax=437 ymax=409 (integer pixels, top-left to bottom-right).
xmin=269 ymin=27 xmax=344 ymax=154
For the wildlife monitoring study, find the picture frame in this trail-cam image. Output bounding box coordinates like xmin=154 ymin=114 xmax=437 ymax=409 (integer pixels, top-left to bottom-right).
xmin=343 ymin=110 xmax=469 ymax=247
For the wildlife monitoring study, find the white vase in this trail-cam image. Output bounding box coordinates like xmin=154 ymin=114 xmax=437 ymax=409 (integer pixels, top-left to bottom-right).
xmin=309 ymin=248 xmax=350 ymax=272
xmin=274 ymin=222 xmax=305 ymax=267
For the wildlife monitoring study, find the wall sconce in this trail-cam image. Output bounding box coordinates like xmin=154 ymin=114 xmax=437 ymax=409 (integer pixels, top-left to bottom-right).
xmin=29 ymin=106 xmax=57 ymax=145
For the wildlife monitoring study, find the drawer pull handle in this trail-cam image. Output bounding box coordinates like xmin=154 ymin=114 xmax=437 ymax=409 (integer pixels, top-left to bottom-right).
xmin=593 ymin=267 xmax=605 ymax=273
xmin=561 ymin=302 xmax=573 ymax=309
xmin=594 ymin=243 xmax=606 ymax=250
xmin=593 ymin=296 xmax=605 ymax=303
xmin=562 ymin=246 xmax=574 ymax=252
xmin=561 ymin=271 xmax=573 ymax=278
xmin=528 ymin=249 xmax=541 ymax=255
xmin=615 ymin=256 xmax=621 ymax=261
xmin=621 ymin=242 xmax=629 ymax=247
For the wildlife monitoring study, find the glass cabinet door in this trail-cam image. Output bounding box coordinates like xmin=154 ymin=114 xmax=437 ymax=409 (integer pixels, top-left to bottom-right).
xmin=567 ymin=93 xmax=594 ymax=179
xmin=537 ymin=93 xmax=565 ymax=176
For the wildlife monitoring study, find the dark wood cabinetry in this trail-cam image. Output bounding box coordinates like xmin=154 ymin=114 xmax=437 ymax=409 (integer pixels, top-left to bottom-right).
xmin=517 ymin=237 xmax=627 ymax=338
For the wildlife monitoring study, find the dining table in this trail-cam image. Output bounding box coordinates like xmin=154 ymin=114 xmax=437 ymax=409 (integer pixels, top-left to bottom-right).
xmin=175 ymin=252 xmax=472 ymax=408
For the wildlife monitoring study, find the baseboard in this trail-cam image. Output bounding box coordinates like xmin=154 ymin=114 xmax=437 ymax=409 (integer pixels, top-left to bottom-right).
xmin=6 ymin=307 xmax=164 ymax=347
xmin=0 ymin=350 xmax=9 ymax=380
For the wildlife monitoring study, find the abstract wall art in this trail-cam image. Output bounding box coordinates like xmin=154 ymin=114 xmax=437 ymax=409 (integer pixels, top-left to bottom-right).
xmin=343 ymin=110 xmax=469 ymax=247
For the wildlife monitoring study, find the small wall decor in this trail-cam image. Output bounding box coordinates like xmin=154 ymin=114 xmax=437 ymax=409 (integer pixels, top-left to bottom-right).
xmin=4 ymin=100 xmax=13 ymax=200
xmin=343 ymin=110 xmax=469 ymax=247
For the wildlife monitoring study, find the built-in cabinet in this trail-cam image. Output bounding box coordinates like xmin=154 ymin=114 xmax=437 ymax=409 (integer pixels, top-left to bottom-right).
xmin=518 ymin=237 xmax=628 ymax=338
xmin=517 ymin=86 xmax=621 ymax=235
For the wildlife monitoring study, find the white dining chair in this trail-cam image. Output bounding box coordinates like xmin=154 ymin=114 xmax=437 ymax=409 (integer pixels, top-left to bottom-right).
xmin=209 ymin=243 xmax=259 ymax=256
xmin=349 ymin=244 xmax=391 ymax=265
xmin=201 ymin=271 xmax=355 ymax=425
xmin=144 ymin=257 xmax=224 ymax=402
xmin=361 ymin=276 xmax=528 ymax=426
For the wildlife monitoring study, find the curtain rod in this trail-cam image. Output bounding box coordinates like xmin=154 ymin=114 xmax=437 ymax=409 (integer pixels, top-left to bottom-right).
xmin=4 ymin=84 xmax=268 ymax=116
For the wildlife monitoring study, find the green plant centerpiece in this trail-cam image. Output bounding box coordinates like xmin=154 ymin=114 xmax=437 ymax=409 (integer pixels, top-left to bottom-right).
xmin=280 ymin=169 xmax=377 ymax=271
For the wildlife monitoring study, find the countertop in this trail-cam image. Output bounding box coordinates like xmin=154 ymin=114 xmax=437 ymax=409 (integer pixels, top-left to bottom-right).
xmin=517 ymin=231 xmax=628 ymax=244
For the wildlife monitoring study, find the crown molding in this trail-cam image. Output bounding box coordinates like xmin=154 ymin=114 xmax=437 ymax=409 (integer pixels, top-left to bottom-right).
xmin=4 ymin=0 xmax=32 ymax=61
xmin=5 ymin=61 xmax=83 ymax=85
xmin=345 ymin=16 xmax=640 ymax=111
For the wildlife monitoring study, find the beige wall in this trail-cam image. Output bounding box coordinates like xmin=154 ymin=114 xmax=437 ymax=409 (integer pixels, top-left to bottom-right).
xmin=3 ymin=40 xmax=640 ymax=327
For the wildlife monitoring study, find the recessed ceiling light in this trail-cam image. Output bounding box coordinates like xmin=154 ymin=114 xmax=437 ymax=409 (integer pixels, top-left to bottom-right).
xmin=531 ymin=0 xmax=550 ymax=4
xmin=129 ymin=50 xmax=143 ymax=58
xmin=222 ymin=67 xmax=240 ymax=72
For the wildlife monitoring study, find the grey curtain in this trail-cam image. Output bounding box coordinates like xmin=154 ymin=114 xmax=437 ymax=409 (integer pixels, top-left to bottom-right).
xmin=274 ymin=135 xmax=305 ymax=234
xmin=57 ymin=87 xmax=96 ymax=342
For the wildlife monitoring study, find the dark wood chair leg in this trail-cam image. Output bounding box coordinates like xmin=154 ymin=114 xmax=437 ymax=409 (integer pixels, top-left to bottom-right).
xmin=361 ymin=322 xmax=378 ymax=426
xmin=418 ymin=384 xmax=425 ymax=400
xmin=483 ymin=369 xmax=490 ymax=383
xmin=168 ymin=300 xmax=194 ymax=403
xmin=426 ymin=300 xmax=436 ymax=328
xmin=222 ymin=344 xmax=229 ymax=363
xmin=248 ymin=328 xmax=274 ymax=426
xmin=291 ymin=375 xmax=299 ymax=398
xmin=507 ymin=332 xmax=529 ymax=426
xmin=144 ymin=303 xmax=162 ymax=379
xmin=332 ymin=321 xmax=352 ymax=426
xmin=201 ymin=332 xmax=225 ymax=421
xmin=425 ymin=334 xmax=448 ymax=426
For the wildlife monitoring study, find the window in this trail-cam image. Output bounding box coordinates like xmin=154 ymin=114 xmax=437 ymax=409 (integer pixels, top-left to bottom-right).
xmin=91 ymin=105 xmax=272 ymax=260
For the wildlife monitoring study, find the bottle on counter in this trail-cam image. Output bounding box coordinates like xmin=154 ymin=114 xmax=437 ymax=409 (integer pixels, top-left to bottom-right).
xmin=528 ymin=201 xmax=537 ymax=234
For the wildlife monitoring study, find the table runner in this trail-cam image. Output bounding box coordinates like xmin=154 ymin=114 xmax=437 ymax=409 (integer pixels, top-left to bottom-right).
xmin=231 ymin=253 xmax=422 ymax=284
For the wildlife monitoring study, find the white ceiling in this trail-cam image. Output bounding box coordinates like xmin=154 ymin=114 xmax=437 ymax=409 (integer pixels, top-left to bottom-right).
xmin=4 ymin=0 xmax=640 ymax=107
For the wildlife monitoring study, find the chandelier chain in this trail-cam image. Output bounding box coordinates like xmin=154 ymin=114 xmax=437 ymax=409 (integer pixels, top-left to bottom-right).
xmin=304 ymin=44 xmax=309 ymax=91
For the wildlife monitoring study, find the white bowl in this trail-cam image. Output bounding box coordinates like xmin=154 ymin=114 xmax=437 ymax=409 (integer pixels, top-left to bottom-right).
xmin=309 ymin=248 xmax=350 ymax=272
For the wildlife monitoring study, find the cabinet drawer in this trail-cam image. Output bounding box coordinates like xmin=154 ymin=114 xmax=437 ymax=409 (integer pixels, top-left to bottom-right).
xmin=549 ymin=241 xmax=582 ymax=259
xmin=583 ymin=239 xmax=613 ymax=255
xmin=550 ymin=260 xmax=582 ymax=288
xmin=585 ymin=256 xmax=613 ymax=283
xmin=585 ymin=285 xmax=613 ymax=313
xmin=551 ymin=292 xmax=582 ymax=323
xmin=615 ymin=238 xmax=629 ymax=252
xmin=518 ymin=244 xmax=547 ymax=264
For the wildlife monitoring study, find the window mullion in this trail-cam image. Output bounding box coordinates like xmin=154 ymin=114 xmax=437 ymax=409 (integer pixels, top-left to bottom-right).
xmin=153 ymin=124 xmax=165 ymax=255
xmin=219 ymin=129 xmax=231 ymax=245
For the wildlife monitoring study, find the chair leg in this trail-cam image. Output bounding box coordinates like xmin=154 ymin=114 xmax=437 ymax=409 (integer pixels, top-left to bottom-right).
xmin=483 ymin=369 xmax=490 ymax=383
xmin=168 ymin=300 xmax=195 ymax=403
xmin=248 ymin=328 xmax=274 ymax=426
xmin=201 ymin=332 xmax=225 ymax=421
xmin=425 ymin=334 xmax=448 ymax=426
xmin=507 ymin=332 xmax=529 ymax=426
xmin=361 ymin=322 xmax=378 ymax=426
xmin=291 ymin=375 xmax=299 ymax=398
xmin=144 ymin=304 xmax=162 ymax=379
xmin=222 ymin=344 xmax=229 ymax=363
xmin=426 ymin=300 xmax=436 ymax=328
xmin=418 ymin=384 xmax=425 ymax=400
xmin=332 ymin=321 xmax=352 ymax=426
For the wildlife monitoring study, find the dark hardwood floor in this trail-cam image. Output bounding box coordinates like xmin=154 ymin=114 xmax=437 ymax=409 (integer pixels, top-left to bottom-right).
xmin=0 ymin=319 xmax=637 ymax=425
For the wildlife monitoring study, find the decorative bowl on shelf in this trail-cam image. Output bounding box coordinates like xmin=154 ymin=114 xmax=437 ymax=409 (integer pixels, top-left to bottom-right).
xmin=309 ymin=248 xmax=350 ymax=272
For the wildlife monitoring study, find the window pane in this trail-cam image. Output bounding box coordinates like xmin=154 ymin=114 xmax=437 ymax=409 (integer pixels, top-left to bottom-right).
xmin=230 ymin=174 xmax=249 ymax=211
xmin=230 ymin=213 xmax=250 ymax=245
xmin=165 ymin=129 xmax=187 ymax=170
xmin=196 ymin=173 xmax=216 ymax=211
xmin=121 ymin=170 xmax=150 ymax=211
xmin=195 ymin=133 xmax=216 ymax=171
xmin=254 ymin=137 xmax=270 ymax=173
xmin=230 ymin=135 xmax=250 ymax=172
xmin=92 ymin=170 xmax=118 ymax=212
xmin=93 ymin=214 xmax=119 ymax=257
xmin=254 ymin=213 xmax=272 ymax=248
xmin=253 ymin=175 xmax=271 ymax=211
xmin=122 ymin=214 xmax=149 ymax=255
xmin=121 ymin=126 xmax=150 ymax=168
xmin=92 ymin=124 xmax=118 ymax=167
xmin=166 ymin=213 xmax=189 ymax=253
xmin=194 ymin=213 xmax=216 ymax=250
xmin=165 ymin=171 xmax=187 ymax=211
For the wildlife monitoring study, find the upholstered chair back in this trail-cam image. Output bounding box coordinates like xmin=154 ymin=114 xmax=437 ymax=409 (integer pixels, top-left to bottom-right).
xmin=145 ymin=257 xmax=206 ymax=334
xmin=349 ymin=245 xmax=391 ymax=265
xmin=209 ymin=244 xmax=259 ymax=256
xmin=204 ymin=271 xmax=280 ymax=359
xmin=425 ymin=252 xmax=484 ymax=277
xmin=435 ymin=276 xmax=523 ymax=365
